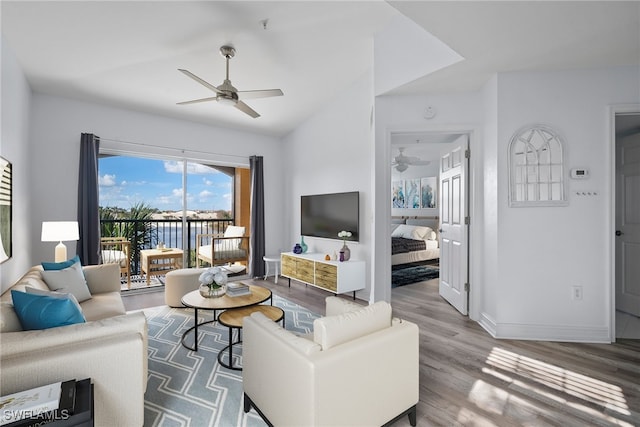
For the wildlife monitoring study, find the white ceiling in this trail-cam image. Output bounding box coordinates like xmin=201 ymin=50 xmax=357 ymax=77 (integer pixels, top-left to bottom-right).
xmin=2 ymin=1 xmax=639 ymax=138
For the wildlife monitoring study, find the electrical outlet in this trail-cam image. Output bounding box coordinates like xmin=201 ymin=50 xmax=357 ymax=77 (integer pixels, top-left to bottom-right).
xmin=572 ymin=286 xmax=583 ymax=301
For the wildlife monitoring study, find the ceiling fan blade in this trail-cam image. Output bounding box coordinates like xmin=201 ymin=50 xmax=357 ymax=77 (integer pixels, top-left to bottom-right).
xmin=235 ymin=101 xmax=260 ymax=118
xmin=178 ymin=69 xmax=221 ymax=94
xmin=176 ymin=96 xmax=218 ymax=106
xmin=237 ymin=89 xmax=284 ymax=99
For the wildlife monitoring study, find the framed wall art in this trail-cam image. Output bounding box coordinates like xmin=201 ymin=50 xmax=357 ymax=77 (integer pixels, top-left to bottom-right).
xmin=0 ymin=156 xmax=11 ymax=263
xmin=421 ymin=177 xmax=437 ymax=209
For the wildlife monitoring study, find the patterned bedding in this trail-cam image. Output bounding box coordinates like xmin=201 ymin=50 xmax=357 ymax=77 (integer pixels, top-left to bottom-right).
xmin=391 ymin=237 xmax=427 ymax=255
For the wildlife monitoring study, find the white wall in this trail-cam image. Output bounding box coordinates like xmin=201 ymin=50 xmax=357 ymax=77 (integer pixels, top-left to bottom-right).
xmin=282 ymin=70 xmax=374 ymax=301
xmin=28 ymin=94 xmax=284 ymax=267
xmin=375 ymin=65 xmax=639 ymax=341
xmin=374 ymin=92 xmax=484 ymax=304
xmin=488 ymin=66 xmax=640 ymax=342
xmin=1 ymin=36 xmax=33 ymax=291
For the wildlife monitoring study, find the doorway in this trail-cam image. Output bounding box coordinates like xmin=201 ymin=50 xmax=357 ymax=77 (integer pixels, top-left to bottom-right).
xmin=613 ymin=108 xmax=640 ymax=339
xmin=389 ymin=130 xmax=472 ymax=316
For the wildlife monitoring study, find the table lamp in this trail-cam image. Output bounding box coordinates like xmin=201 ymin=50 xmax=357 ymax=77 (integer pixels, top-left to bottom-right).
xmin=41 ymin=221 xmax=80 ymax=262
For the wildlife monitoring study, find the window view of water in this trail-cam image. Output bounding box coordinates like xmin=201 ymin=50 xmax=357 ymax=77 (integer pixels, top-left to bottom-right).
xmin=98 ymin=155 xmax=235 ymax=271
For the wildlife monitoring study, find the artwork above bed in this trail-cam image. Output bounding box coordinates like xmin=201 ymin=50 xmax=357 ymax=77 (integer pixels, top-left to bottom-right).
xmin=392 ymin=177 xmax=437 ymax=209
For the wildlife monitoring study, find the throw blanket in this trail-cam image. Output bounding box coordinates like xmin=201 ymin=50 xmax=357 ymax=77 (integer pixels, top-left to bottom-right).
xmin=391 ymin=237 xmax=426 ymax=255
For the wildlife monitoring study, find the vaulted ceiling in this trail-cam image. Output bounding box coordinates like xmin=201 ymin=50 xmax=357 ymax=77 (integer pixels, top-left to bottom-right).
xmin=2 ymin=1 xmax=638 ymax=137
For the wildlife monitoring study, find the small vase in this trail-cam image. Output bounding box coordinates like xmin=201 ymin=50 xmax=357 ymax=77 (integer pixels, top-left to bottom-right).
xmin=342 ymin=243 xmax=351 ymax=261
xmin=293 ymin=243 xmax=303 ymax=254
xmin=300 ymin=236 xmax=308 ymax=253
xmin=339 ymin=250 xmax=345 ymax=262
xmin=199 ymin=283 xmax=226 ymax=298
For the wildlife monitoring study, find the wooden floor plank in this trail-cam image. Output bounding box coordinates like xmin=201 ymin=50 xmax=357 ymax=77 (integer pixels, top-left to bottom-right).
xmin=123 ymin=276 xmax=640 ymax=426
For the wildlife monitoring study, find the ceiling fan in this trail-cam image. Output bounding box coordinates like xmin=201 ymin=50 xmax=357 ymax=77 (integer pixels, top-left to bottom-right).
xmin=177 ymin=45 xmax=283 ymax=118
xmin=392 ymin=147 xmax=431 ymax=172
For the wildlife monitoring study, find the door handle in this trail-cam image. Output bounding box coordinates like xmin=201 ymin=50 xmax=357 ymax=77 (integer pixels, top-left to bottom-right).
xmin=439 ymin=228 xmax=444 ymax=233
xmin=616 ymin=230 xmax=623 ymax=236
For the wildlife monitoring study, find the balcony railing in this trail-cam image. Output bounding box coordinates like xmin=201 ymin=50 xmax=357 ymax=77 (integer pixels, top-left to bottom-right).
xmin=100 ymin=218 xmax=234 ymax=275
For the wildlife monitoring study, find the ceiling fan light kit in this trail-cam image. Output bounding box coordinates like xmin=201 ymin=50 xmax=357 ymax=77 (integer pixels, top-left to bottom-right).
xmin=177 ymin=45 xmax=283 ymax=118
xmin=392 ymin=147 xmax=431 ymax=172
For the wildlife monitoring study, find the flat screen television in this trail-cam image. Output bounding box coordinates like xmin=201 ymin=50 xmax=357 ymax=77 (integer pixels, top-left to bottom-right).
xmin=301 ymin=191 xmax=359 ymax=241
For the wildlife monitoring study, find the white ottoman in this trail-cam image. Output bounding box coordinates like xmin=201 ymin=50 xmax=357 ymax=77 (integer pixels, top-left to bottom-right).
xmin=164 ymin=268 xmax=206 ymax=307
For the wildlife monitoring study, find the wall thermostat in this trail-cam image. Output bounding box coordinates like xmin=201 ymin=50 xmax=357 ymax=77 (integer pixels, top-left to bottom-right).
xmin=570 ymin=168 xmax=589 ymax=179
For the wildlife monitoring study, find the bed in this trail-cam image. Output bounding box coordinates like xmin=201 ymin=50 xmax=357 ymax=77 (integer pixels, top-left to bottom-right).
xmin=391 ymin=218 xmax=440 ymax=266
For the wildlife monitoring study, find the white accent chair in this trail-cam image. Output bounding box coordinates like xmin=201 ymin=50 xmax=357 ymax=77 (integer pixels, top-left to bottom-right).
xmin=243 ymin=297 xmax=419 ymax=427
xmin=196 ymin=225 xmax=249 ymax=269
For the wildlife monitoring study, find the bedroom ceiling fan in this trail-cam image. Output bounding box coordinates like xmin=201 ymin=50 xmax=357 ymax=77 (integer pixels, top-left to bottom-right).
xmin=177 ymin=45 xmax=283 ymax=118
xmin=392 ymin=147 xmax=431 ymax=172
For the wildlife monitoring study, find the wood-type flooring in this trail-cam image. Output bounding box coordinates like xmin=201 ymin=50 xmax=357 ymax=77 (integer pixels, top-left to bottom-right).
xmin=123 ymin=276 xmax=640 ymax=427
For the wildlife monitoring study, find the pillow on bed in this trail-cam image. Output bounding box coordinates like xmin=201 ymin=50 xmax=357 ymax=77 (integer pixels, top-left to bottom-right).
xmin=391 ymin=224 xmax=431 ymax=240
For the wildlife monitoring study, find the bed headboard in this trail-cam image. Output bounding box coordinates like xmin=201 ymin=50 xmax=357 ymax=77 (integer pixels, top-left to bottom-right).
xmin=405 ymin=218 xmax=439 ymax=231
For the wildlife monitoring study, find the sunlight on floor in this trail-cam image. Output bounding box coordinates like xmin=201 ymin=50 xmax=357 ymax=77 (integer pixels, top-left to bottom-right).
xmin=464 ymin=347 xmax=633 ymax=426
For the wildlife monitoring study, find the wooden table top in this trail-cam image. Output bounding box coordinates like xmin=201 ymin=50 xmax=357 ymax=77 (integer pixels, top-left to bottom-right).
xmin=141 ymin=248 xmax=183 ymax=257
xmin=218 ymin=305 xmax=284 ymax=328
xmin=181 ymin=284 xmax=271 ymax=310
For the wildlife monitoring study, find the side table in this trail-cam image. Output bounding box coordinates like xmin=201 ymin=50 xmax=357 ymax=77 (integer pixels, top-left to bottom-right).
xmin=140 ymin=248 xmax=183 ymax=285
xmin=217 ymin=305 xmax=285 ymax=370
xmin=263 ymin=255 xmax=281 ymax=283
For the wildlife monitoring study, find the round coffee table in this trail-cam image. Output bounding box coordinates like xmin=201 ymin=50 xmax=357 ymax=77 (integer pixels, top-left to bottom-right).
xmin=180 ymin=284 xmax=272 ymax=351
xmin=217 ymin=305 xmax=285 ymax=370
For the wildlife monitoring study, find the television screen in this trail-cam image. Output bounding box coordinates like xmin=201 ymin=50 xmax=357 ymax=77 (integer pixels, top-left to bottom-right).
xmin=301 ymin=191 xmax=359 ymax=241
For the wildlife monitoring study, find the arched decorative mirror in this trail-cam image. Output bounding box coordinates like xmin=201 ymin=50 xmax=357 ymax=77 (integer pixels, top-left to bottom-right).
xmin=508 ymin=124 xmax=567 ymax=207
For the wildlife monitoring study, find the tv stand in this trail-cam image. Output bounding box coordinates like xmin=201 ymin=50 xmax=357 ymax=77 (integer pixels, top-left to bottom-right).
xmin=281 ymin=252 xmax=364 ymax=299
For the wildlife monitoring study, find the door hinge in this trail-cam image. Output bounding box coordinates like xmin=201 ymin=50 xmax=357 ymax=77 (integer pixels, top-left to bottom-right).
xmin=465 ymin=216 xmax=470 ymax=225
xmin=464 ymin=283 xmax=470 ymax=292
xmin=465 ymin=149 xmax=470 ymax=159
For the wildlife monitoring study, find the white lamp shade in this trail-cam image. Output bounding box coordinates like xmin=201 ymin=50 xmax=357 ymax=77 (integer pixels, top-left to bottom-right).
xmin=41 ymin=221 xmax=80 ymax=242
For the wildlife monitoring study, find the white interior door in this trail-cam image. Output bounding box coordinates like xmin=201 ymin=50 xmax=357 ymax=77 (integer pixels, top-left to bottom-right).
xmin=616 ymin=131 xmax=640 ymax=317
xmin=439 ymin=136 xmax=469 ymax=315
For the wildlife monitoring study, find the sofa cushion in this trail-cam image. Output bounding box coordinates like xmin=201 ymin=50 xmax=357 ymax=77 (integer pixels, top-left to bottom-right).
xmin=80 ymin=292 xmax=126 ymax=321
xmin=11 ymin=290 xmax=86 ymax=330
xmin=41 ymin=262 xmax=92 ymax=302
xmin=41 ymin=255 xmax=81 ymax=270
xmin=25 ymin=286 xmax=84 ymax=315
xmin=1 ymin=302 xmax=23 ymax=332
xmin=313 ymin=301 xmax=392 ymax=350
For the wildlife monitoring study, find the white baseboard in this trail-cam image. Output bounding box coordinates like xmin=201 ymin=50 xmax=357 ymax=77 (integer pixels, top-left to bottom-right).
xmin=495 ymin=322 xmax=610 ymax=343
xmin=478 ymin=312 xmax=497 ymax=338
xmin=477 ymin=312 xmax=610 ymax=343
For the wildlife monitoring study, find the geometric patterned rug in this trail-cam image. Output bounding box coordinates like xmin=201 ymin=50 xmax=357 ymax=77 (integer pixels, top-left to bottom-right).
xmin=142 ymin=295 xmax=319 ymax=426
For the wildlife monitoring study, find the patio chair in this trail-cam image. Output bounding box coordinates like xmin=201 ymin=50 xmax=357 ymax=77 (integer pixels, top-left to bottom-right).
xmin=196 ymin=225 xmax=249 ymax=269
xmin=100 ymin=237 xmax=131 ymax=288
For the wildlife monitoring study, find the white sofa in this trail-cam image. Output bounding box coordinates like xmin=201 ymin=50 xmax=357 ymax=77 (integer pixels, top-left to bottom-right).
xmin=243 ymin=296 xmax=419 ymax=427
xmin=0 ymin=263 xmax=148 ymax=427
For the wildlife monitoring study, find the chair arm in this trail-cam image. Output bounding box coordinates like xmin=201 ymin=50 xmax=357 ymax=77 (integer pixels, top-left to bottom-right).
xmin=83 ymin=263 xmax=121 ymax=294
xmin=312 ymin=320 xmax=419 ymax=426
xmin=243 ymin=313 xmax=319 ymax=426
xmin=0 ymin=312 xmax=148 ymax=426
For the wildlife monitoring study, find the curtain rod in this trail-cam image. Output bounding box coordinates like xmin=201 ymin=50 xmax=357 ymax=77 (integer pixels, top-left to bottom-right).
xmin=98 ymin=136 xmax=249 ymax=160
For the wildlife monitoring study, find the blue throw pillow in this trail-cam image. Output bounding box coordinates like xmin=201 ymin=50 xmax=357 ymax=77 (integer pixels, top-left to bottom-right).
xmin=11 ymin=290 xmax=86 ymax=330
xmin=42 ymin=255 xmax=81 ymax=271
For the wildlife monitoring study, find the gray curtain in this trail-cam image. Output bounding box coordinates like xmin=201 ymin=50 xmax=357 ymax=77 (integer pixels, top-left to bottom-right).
xmin=77 ymin=133 xmax=101 ymax=265
xmin=249 ymin=155 xmax=265 ymax=278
